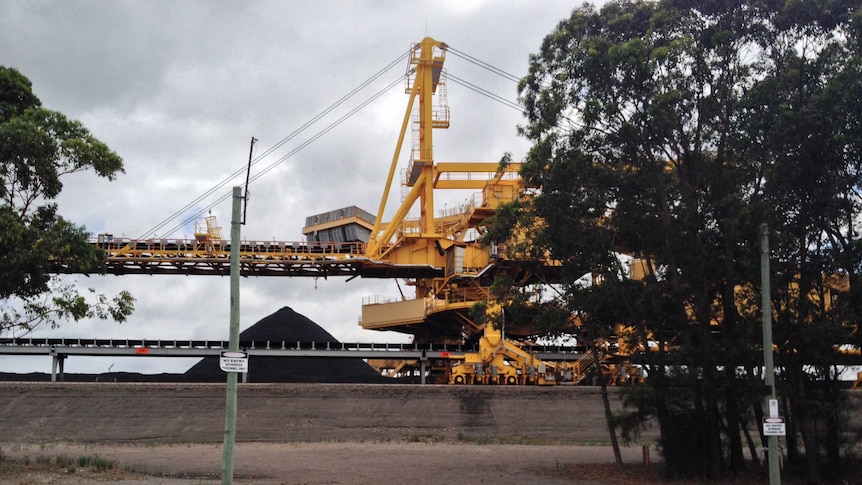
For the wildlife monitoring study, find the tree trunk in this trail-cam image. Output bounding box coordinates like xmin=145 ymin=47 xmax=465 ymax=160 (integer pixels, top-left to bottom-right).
xmin=824 ymin=372 xmax=842 ymax=474
xmin=741 ymin=418 xmax=761 ymax=466
xmin=788 ymin=366 xmax=821 ymax=482
xmin=724 ymin=376 xmax=746 ymax=471
xmin=693 ymin=379 xmax=723 ymax=478
xmin=591 ymin=341 xmax=623 ymax=465
xmin=706 ymin=390 xmax=726 ymax=477
xmin=782 ymin=393 xmax=800 ymax=465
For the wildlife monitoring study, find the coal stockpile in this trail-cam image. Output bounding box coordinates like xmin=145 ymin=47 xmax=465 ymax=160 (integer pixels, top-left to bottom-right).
xmin=0 ymin=307 xmax=387 ymax=383
xmin=183 ymin=306 xmax=387 ymax=383
xmin=0 ymin=372 xmax=189 ymax=383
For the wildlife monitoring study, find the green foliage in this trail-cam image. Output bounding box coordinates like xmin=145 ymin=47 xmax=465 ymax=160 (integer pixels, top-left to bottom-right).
xmin=511 ymin=0 xmax=862 ymax=480
xmin=0 ymin=66 xmax=135 ymax=335
xmin=76 ymin=454 xmax=115 ymax=472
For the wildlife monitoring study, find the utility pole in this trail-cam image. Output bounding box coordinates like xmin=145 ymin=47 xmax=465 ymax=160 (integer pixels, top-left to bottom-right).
xmin=760 ymin=224 xmax=781 ymax=485
xmin=222 ymin=186 xmax=243 ymax=485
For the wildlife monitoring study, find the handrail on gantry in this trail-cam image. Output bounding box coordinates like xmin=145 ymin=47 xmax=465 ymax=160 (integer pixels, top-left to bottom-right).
xmin=0 ymin=337 xmax=584 ymax=356
xmin=0 ymin=337 xmax=588 ymax=383
xmin=51 ymin=236 xmax=444 ymax=279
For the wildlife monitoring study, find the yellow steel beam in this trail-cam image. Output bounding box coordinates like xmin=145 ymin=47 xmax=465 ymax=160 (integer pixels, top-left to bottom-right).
xmin=432 ymin=162 xmax=521 ymax=189
xmin=369 ymin=37 xmax=449 ymax=258
xmin=371 ymin=173 xmax=426 ymax=260
xmin=73 ymin=238 xmax=446 ymax=279
xmin=434 ymin=162 xmax=520 ymax=173
xmin=434 ymin=180 xmax=496 ymax=190
xmin=367 ymin=68 xmax=420 ymax=258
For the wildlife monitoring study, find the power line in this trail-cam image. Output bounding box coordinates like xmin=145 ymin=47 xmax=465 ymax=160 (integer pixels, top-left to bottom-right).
xmin=447 ymin=46 xmax=520 ymax=83
xmin=138 ymin=50 xmax=409 ymax=240
xmin=447 ymin=73 xmax=522 ymax=112
xmin=154 ymin=75 xmax=405 ymax=238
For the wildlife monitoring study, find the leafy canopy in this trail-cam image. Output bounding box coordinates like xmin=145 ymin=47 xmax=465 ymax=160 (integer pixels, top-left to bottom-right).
xmin=498 ymin=0 xmax=862 ymax=479
xmin=0 ymin=66 xmax=134 ymax=335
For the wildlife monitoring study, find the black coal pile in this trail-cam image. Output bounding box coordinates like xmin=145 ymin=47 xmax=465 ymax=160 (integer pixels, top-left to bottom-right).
xmin=184 ymin=307 xmax=386 ymax=383
xmin=0 ymin=372 xmax=190 ymax=383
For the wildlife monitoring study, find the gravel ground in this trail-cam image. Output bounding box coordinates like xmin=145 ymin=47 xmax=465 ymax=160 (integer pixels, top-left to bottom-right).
xmin=1 ymin=441 xmax=652 ymax=484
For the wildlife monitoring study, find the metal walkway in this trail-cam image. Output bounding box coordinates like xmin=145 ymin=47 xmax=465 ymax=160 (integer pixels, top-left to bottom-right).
xmin=0 ymin=338 xmax=586 ymax=382
xmin=50 ymin=237 xmax=443 ymax=278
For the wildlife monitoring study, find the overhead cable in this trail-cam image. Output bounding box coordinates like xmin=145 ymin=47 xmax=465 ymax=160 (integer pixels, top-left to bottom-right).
xmin=138 ymin=50 xmax=409 ymax=240
xmin=447 ymin=47 xmax=520 ymax=83
xmin=447 ymin=73 xmax=522 ymax=112
xmin=155 ymin=75 xmax=405 ymax=238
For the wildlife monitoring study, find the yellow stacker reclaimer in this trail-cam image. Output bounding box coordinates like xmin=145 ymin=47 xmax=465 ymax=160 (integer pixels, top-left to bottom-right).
xmin=93 ymin=37 xmax=860 ymax=384
xmin=305 ymin=37 xmax=575 ymax=383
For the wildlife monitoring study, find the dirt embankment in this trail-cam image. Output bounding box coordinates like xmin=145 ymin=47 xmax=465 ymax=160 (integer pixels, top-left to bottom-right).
xmin=0 ymin=382 xmax=656 ymax=485
xmin=0 ymin=382 xmax=647 ymax=444
xmin=3 ymin=383 xmax=859 ymax=484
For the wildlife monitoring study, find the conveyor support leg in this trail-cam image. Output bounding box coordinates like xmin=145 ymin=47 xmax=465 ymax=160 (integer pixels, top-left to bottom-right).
xmin=51 ymin=353 xmax=66 ymax=382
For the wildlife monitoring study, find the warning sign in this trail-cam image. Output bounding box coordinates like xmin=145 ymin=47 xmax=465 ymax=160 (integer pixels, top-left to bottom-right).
xmin=220 ymin=351 xmax=249 ymax=373
xmin=763 ymin=417 xmax=786 ymax=436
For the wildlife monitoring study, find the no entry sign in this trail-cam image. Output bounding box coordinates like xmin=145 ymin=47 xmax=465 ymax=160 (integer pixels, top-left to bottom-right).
xmin=220 ymin=351 xmax=249 ymax=373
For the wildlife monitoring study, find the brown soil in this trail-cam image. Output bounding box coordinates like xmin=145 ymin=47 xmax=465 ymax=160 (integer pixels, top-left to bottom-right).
xmin=0 ymin=442 xmax=627 ymax=484
xmin=0 ymin=442 xmax=790 ymax=485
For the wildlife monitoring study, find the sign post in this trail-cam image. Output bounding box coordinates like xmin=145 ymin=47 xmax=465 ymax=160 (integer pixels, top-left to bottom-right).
xmin=222 ymin=186 xmax=243 ymax=485
xmin=760 ymin=224 xmax=781 ymax=485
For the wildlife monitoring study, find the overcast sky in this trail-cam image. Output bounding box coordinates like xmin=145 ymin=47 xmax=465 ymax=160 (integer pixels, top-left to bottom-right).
xmin=0 ymin=1 xmax=594 ymax=374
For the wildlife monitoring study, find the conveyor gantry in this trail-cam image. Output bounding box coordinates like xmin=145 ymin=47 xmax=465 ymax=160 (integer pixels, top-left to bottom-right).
xmin=62 ymin=236 xmax=442 ymax=279
xmin=0 ymin=337 xmax=587 ymax=383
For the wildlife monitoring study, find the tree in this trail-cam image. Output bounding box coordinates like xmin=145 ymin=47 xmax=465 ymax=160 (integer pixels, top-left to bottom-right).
xmin=495 ymin=0 xmax=861 ymax=480
xmin=1 ymin=66 xmax=134 ymax=335
xmin=747 ymin=5 xmax=862 ymax=478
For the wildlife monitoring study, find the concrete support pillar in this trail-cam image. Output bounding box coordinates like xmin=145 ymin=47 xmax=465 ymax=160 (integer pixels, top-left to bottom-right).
xmin=51 ymin=353 xmax=66 ymax=382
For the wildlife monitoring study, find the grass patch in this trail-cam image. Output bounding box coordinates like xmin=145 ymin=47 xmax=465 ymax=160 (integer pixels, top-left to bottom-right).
xmin=404 ymin=434 xmax=444 ymax=443
xmin=54 ymin=455 xmax=77 ymax=473
xmin=7 ymin=454 xmax=117 ymax=475
xmin=456 ymin=432 xmax=563 ymax=445
xmin=77 ymin=454 xmax=115 ymax=472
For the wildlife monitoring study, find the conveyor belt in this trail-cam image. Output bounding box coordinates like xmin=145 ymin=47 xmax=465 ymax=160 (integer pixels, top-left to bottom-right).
xmin=0 ymin=337 xmax=584 ymax=360
xmin=52 ymin=238 xmax=444 ymax=278
xmin=0 ymin=337 xmax=587 ymax=383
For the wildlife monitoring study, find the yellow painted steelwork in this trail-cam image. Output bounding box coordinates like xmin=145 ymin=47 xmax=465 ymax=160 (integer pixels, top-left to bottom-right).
xmin=447 ymin=304 xmax=565 ymax=385
xmin=348 ymin=37 xmax=548 ymax=344
xmin=69 ymin=38 xmax=857 ymax=384
xmin=76 ymin=37 xmax=538 ymax=346
xmin=82 ymin=232 xmax=439 ymax=279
